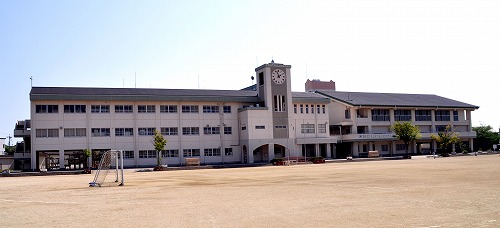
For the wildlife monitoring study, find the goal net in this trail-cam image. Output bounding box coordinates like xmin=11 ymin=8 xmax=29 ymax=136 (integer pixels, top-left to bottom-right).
xmin=89 ymin=150 xmax=124 ymax=187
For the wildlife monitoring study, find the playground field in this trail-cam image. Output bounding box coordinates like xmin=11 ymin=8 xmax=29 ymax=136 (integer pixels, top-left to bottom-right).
xmin=0 ymin=155 xmax=499 ymax=227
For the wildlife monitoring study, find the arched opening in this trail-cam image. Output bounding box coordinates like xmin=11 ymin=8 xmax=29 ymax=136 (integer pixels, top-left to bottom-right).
xmin=253 ymin=144 xmax=269 ymax=163
xmin=273 ymin=144 xmax=287 ymax=159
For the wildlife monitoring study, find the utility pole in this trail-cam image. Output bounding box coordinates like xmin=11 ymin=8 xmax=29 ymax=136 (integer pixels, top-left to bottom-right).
xmin=7 ymin=134 xmax=12 ymax=146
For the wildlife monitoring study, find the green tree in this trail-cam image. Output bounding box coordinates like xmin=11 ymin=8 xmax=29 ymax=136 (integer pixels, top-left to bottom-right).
xmin=152 ymin=130 xmax=167 ymax=167
xmin=4 ymin=145 xmax=15 ymax=155
xmin=431 ymin=124 xmax=461 ymax=156
xmin=473 ymin=125 xmax=500 ymax=151
xmin=392 ymin=121 xmax=422 ymax=157
xmin=82 ymin=149 xmax=91 ymax=169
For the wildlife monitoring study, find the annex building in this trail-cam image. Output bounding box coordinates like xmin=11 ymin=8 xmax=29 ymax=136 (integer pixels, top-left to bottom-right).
xmin=20 ymin=62 xmax=478 ymax=170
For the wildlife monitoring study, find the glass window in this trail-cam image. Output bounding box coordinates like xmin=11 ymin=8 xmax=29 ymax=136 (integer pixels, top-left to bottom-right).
xmin=160 ymin=105 xmax=177 ymax=113
xmin=91 ymin=105 xmax=110 ymax=113
xmin=371 ymin=109 xmax=390 ymax=121
xmin=161 ymin=127 xmax=178 ymax=136
xmin=115 ymin=105 xmax=133 ymax=113
xmin=182 ymin=105 xmax=199 ymax=113
xmin=138 ymin=105 xmax=156 ymax=113
xmin=138 ymin=128 xmax=155 ymax=136
xmin=394 ymin=110 xmax=412 ymax=121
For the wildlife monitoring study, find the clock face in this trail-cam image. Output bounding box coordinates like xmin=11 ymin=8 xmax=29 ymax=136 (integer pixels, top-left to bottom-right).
xmin=272 ymin=69 xmax=286 ymax=84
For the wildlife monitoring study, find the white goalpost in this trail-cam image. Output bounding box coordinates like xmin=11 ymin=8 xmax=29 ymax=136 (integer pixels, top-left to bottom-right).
xmin=89 ymin=150 xmax=124 ymax=187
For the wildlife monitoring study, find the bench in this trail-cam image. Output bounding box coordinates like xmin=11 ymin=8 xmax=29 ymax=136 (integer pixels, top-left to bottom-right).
xmin=185 ymin=158 xmax=200 ymax=166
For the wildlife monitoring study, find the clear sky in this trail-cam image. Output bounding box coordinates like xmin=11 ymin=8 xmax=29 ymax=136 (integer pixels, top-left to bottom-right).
xmin=1 ymin=0 xmax=499 ymax=143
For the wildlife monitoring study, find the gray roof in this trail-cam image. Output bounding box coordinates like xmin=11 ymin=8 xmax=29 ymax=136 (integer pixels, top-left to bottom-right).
xmin=30 ymin=87 xmax=260 ymax=102
xmin=30 ymin=87 xmax=330 ymax=104
xmin=292 ymin=92 xmax=331 ymax=104
xmin=315 ymin=90 xmax=479 ymax=109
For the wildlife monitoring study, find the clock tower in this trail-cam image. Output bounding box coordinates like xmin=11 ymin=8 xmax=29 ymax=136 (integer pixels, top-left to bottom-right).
xmin=255 ymin=61 xmax=293 ymax=138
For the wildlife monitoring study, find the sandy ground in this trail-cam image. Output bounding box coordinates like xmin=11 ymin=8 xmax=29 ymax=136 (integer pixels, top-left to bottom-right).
xmin=0 ymin=155 xmax=499 ymax=228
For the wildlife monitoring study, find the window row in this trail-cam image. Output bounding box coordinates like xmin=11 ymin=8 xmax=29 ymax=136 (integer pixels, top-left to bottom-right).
xmin=369 ymin=109 xmax=460 ymax=122
xmin=35 ymin=104 xmax=232 ymax=114
xmin=36 ymin=127 xmax=233 ymax=138
xmin=300 ymin=124 xmax=327 ymax=134
xmin=293 ymin=104 xmax=326 ymax=114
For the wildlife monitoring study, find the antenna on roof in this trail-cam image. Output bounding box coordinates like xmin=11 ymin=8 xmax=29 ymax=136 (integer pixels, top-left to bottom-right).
xmin=30 ymin=76 xmax=33 ymax=88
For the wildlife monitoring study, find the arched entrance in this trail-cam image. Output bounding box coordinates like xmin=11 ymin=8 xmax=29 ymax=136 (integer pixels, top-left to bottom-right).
xmin=253 ymin=145 xmax=269 ymax=163
xmin=274 ymin=144 xmax=287 ymax=158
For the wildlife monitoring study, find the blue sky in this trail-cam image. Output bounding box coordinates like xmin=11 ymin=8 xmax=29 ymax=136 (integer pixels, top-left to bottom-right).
xmin=1 ymin=0 xmax=499 ymax=143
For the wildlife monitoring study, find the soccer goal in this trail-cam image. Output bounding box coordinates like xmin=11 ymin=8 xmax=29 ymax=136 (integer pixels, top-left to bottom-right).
xmin=89 ymin=150 xmax=124 ymax=187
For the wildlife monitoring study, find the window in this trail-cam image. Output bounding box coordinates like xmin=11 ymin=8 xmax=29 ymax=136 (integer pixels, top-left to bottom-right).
xmin=204 ymin=148 xmax=221 ymax=156
xmin=204 ymin=127 xmax=220 ymax=135
xmin=35 ymin=105 xmax=58 ymax=113
xmin=275 ymin=125 xmax=287 ymax=129
xmin=161 ymin=127 xmax=178 ymax=136
xmin=381 ymin=145 xmax=389 ymax=152
xmin=435 ymin=125 xmax=447 ymax=132
xmin=138 ymin=105 xmax=155 ymax=113
xmin=311 ymin=104 xmax=314 ymax=114
xmin=317 ymin=105 xmax=321 ymax=114
xmin=64 ymin=128 xmax=86 ymax=137
xmin=139 ymin=150 xmax=157 ymax=158
xmin=255 ymin=126 xmax=265 ymax=129
xmin=415 ymin=110 xmax=431 ymax=121
xmin=138 ymin=128 xmax=155 ymax=136
xmin=301 ymin=124 xmax=315 ymax=134
xmin=294 ymin=104 xmax=297 ymax=114
xmin=225 ymin=148 xmax=233 ymax=156
xmin=394 ymin=110 xmax=412 ymax=121
xmin=36 ymin=129 xmax=59 ymax=138
xmin=224 ymin=127 xmax=232 ymax=135
xmin=258 ymin=72 xmax=264 ymax=86
xmin=91 ymin=128 xmax=110 ymax=137
xmin=115 ymin=105 xmax=133 ymax=113
xmin=182 ymin=127 xmax=199 ymax=135
xmin=300 ymin=104 xmax=304 ymax=114
xmin=160 ymin=105 xmax=177 ymax=113
xmin=91 ymin=105 xmax=110 ymax=113
xmin=241 ymin=126 xmax=247 ymax=131
xmin=223 ymin=106 xmax=231 ymax=113
xmin=396 ymin=144 xmax=406 ymax=151
xmin=344 ymin=109 xmax=350 ymax=119
xmin=273 ymin=95 xmax=286 ymax=112
xmin=161 ymin=149 xmax=179 ymax=158
xmin=305 ymin=104 xmax=309 ymax=114
xmin=453 ymin=111 xmax=459 ymax=121
xmin=183 ymin=149 xmax=200 ymax=157
xmin=322 ymin=105 xmax=326 ymax=114
xmin=123 ymin=151 xmax=134 ymax=159
xmin=115 ymin=128 xmax=133 ymax=136
xmin=318 ymin=124 xmax=327 ymax=133
xmin=64 ymin=105 xmax=86 ymax=113
xmin=203 ymin=105 xmax=219 ymax=113
xmin=182 ymin=105 xmax=199 ymax=113
xmin=435 ymin=110 xmax=450 ymax=121
xmin=371 ymin=109 xmax=390 ymax=121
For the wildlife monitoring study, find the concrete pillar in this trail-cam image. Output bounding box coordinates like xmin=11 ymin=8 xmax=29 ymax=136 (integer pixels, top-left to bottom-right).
xmin=315 ymin=144 xmax=320 ymax=157
xmin=369 ymin=142 xmax=373 ymax=151
xmin=391 ymin=141 xmax=396 ymax=156
xmin=352 ymin=142 xmax=359 ymax=157
xmin=469 ymin=138 xmax=474 ymax=152
xmin=269 ymin=143 xmax=275 ymax=160
xmin=452 ymin=143 xmax=456 ymax=153
xmin=432 ymin=141 xmax=438 ymax=153
xmin=327 ymin=143 xmax=332 ymax=158
xmin=412 ymin=142 xmax=417 ymax=155
xmin=59 ymin=149 xmax=65 ymax=169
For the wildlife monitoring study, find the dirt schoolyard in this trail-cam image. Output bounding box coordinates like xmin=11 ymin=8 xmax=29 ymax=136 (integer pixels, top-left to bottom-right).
xmin=0 ymin=155 xmax=499 ymax=227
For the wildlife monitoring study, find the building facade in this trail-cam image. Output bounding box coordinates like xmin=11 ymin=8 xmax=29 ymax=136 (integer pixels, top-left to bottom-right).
xmin=25 ymin=62 xmax=478 ymax=170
